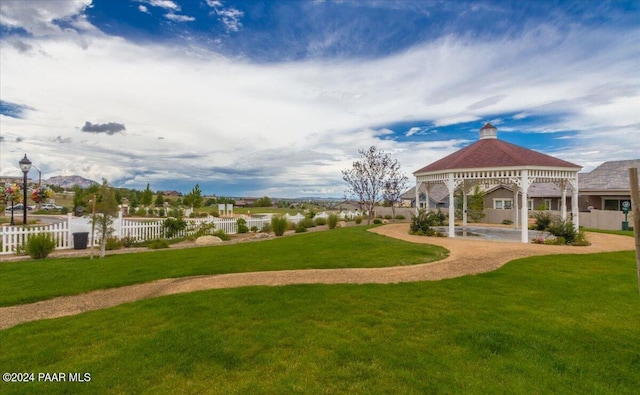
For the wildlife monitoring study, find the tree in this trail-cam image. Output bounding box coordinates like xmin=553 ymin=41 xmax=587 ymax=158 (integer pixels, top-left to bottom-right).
xmin=383 ymin=169 xmax=409 ymax=220
xmin=184 ymin=184 xmax=203 ymax=208
xmin=141 ymin=183 xmax=153 ymax=206
xmin=154 ymin=192 xmax=165 ymax=207
xmin=92 ymin=180 xmax=119 ymax=259
xmin=254 ymin=196 xmax=272 ymax=207
xmin=342 ymin=146 xmax=406 ymax=225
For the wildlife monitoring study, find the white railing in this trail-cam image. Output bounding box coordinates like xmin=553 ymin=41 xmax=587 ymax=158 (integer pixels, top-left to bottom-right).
xmin=0 ymin=211 xmax=356 ymax=255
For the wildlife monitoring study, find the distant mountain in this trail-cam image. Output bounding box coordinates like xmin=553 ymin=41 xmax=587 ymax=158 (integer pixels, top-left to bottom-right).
xmin=44 ymin=175 xmax=98 ymax=189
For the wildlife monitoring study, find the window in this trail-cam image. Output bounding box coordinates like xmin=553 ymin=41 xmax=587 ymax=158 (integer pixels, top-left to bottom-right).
xmin=493 ymin=199 xmax=512 ymax=209
xmin=528 ymin=199 xmax=534 ymax=210
xmin=604 ymin=199 xmax=631 ymax=211
xmin=544 ymin=199 xmax=552 ymax=210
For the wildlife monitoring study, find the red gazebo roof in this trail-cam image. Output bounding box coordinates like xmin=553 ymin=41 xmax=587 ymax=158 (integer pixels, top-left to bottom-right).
xmin=414 ymin=125 xmax=581 ymax=175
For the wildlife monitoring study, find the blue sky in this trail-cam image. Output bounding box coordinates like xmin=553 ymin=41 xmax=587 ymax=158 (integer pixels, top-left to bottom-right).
xmin=1 ymin=0 xmax=638 ymax=197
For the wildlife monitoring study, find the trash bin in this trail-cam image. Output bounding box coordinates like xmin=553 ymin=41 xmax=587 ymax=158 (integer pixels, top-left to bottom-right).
xmin=622 ymin=221 xmax=629 ymax=231
xmin=73 ymin=232 xmax=89 ymax=249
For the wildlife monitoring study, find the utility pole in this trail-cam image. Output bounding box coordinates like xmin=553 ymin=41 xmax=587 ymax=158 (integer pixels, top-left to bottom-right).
xmin=629 ymin=167 xmax=640 ymax=296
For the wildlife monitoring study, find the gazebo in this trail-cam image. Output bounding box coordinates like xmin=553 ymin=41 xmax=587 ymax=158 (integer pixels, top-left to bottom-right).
xmin=413 ymin=123 xmax=582 ymax=243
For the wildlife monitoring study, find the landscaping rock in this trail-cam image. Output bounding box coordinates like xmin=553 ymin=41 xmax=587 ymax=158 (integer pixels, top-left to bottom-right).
xmin=195 ymin=236 xmax=223 ymax=246
xmin=337 ymin=221 xmax=347 ymax=228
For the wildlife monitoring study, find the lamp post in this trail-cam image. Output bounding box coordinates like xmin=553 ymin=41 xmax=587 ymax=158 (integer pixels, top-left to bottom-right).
xmin=19 ymin=154 xmax=32 ymax=225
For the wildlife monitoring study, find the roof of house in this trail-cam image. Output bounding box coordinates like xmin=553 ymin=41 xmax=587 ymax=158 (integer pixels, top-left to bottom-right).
xmin=579 ymin=159 xmax=640 ymax=191
xmin=485 ymin=182 xmax=575 ymax=197
xmin=401 ymin=183 xmax=450 ymax=203
xmin=414 ymin=124 xmax=581 ymax=175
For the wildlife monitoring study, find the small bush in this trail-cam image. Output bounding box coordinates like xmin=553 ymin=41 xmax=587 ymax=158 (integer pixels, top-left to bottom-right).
xmin=250 ymin=226 xmax=259 ymax=232
xmin=547 ymin=220 xmax=577 ymax=244
xmin=120 ymin=236 xmax=136 ymax=248
xmin=355 ymin=217 xmax=363 ymax=224
xmin=314 ymin=217 xmax=327 ymax=226
xmin=261 ymin=223 xmax=272 ymax=233
xmin=213 ymin=229 xmax=231 ymax=241
xmin=136 ymin=207 xmax=147 ymax=217
xmin=533 ymin=211 xmax=553 ymax=231
xmin=328 ymin=214 xmax=339 ymax=229
xmin=163 ymin=217 xmax=187 ymax=238
xmin=395 ymin=215 xmax=405 ymax=220
xmin=384 ymin=215 xmax=393 ymax=220
xmin=295 ymin=223 xmax=307 ymax=233
xmin=271 ymin=216 xmax=288 ymax=236
xmin=300 ymin=218 xmax=315 ymax=228
xmin=104 ymin=237 xmax=122 ymax=251
xmin=25 ymin=233 xmax=56 ymax=259
xmin=147 ymin=239 xmax=170 ymax=249
xmin=373 ymin=219 xmax=383 ymax=224
xmin=502 ymin=219 xmax=513 ymax=225
xmin=237 ymin=218 xmax=249 ymax=234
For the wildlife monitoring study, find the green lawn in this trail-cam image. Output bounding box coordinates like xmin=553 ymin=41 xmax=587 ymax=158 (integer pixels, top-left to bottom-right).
xmin=0 ymin=227 xmax=448 ymax=307
xmin=584 ymin=228 xmax=635 ymax=237
xmin=1 ymin=251 xmax=638 ymax=394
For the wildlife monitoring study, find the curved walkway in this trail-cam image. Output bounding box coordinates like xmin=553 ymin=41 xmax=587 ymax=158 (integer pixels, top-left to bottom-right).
xmin=0 ymin=224 xmax=634 ymax=330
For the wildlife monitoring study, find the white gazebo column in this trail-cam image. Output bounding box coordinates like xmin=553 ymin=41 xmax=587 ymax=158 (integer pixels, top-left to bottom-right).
xmin=445 ymin=173 xmax=458 ymax=238
xmin=462 ymin=186 xmax=468 ymax=228
xmin=415 ymin=182 xmax=421 ymax=214
xmin=513 ymin=185 xmax=519 ymax=230
xmin=520 ymin=170 xmax=530 ymax=243
xmin=570 ymin=177 xmax=579 ymax=231
xmin=559 ymin=181 xmax=568 ymax=221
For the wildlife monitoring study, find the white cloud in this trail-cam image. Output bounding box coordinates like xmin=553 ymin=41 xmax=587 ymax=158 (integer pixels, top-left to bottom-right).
xmin=164 ymin=12 xmax=195 ymax=22
xmin=138 ymin=5 xmax=150 ymax=14
xmin=0 ymin=7 xmax=638 ymax=195
xmin=143 ymin=0 xmax=180 ymax=11
xmin=206 ymin=0 xmax=244 ymax=32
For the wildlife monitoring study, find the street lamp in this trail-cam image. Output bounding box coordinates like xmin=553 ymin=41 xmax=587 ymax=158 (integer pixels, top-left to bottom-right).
xmin=19 ymin=154 xmax=32 ymax=225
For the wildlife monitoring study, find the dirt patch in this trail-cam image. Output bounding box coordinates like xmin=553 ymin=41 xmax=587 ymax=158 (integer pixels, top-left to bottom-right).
xmin=0 ymin=224 xmax=634 ymax=330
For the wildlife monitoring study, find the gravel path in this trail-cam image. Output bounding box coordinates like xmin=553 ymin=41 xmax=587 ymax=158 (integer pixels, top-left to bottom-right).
xmin=0 ymin=224 xmax=634 ymax=330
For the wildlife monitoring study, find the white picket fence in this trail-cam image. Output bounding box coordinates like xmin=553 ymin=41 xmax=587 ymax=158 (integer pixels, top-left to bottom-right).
xmin=0 ymin=211 xmax=361 ymax=255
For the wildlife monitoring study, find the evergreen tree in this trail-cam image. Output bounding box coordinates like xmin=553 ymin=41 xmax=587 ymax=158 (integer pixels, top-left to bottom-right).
xmin=141 ymin=183 xmax=153 ymax=206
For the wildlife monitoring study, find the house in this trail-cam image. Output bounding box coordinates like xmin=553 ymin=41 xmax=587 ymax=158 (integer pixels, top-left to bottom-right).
xmin=401 ymin=183 xmax=451 ymax=209
xmin=578 ymin=159 xmax=639 ymax=211
xmin=483 ymin=182 xmax=575 ymax=212
xmin=163 ymin=190 xmax=182 ymax=197
xmin=234 ymin=197 xmax=257 ymax=207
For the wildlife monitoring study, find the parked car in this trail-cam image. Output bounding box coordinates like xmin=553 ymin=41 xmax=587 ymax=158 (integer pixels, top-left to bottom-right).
xmin=4 ymin=204 xmax=34 ymax=211
xmin=41 ymin=203 xmax=63 ymax=211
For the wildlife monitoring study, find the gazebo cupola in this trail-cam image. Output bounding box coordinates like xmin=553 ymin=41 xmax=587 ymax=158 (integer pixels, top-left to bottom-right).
xmin=413 ymin=123 xmax=582 ymax=243
xmin=479 ymin=122 xmax=498 ymax=140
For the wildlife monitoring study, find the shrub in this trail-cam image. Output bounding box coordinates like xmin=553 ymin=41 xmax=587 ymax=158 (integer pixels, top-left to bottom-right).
xmin=250 ymin=226 xmax=259 ymax=232
xmin=271 ymin=216 xmax=288 ymax=236
xmin=163 ymin=217 xmax=187 ymax=238
xmin=147 ymin=239 xmax=170 ymax=249
xmin=158 ymin=209 xmax=165 ymax=217
xmin=533 ymin=211 xmax=553 ymax=231
xmin=384 ymin=215 xmax=392 ymax=220
xmin=395 ymin=215 xmax=405 ymax=220
xmin=373 ymin=219 xmax=383 ymax=224
xmin=213 ymin=229 xmax=231 ymax=241
xmin=502 ymin=219 xmax=513 ymax=225
xmin=261 ymin=223 xmax=272 ymax=233
xmin=300 ymin=218 xmax=315 ymax=228
xmin=295 ymin=223 xmax=307 ymax=233
xmin=237 ymin=218 xmax=249 ymax=234
xmin=314 ymin=217 xmax=327 ymax=226
xmin=104 ymin=237 xmax=122 ymax=251
xmin=328 ymin=214 xmax=339 ymax=229
xmin=136 ymin=207 xmax=147 ymax=217
xmin=24 ymin=233 xmax=56 ymax=259
xmin=355 ymin=217 xmax=363 ymax=224
xmin=409 ymin=209 xmax=445 ymax=235
xmin=120 ymin=236 xmax=136 ymax=248
xmin=547 ymin=220 xmax=577 ymax=244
